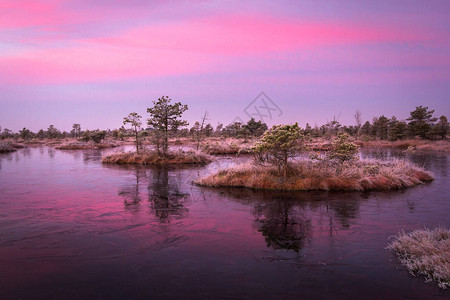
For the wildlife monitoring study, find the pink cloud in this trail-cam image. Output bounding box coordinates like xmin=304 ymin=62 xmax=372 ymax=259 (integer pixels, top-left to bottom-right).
xmin=98 ymin=14 xmax=423 ymax=55
xmin=0 ymin=10 xmax=445 ymax=86
xmin=0 ymin=1 xmax=72 ymax=30
xmin=0 ymin=44 xmax=218 ymax=84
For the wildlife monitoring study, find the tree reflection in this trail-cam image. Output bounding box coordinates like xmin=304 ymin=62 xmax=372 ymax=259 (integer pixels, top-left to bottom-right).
xmin=327 ymin=198 xmax=360 ymax=229
xmin=254 ymin=198 xmax=311 ymax=252
xmin=148 ymin=167 xmax=189 ymax=223
xmin=210 ymin=188 xmax=364 ymax=252
xmin=118 ymin=168 xmax=147 ymax=207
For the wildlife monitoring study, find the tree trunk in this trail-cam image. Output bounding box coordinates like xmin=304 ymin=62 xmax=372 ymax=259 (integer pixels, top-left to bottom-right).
xmin=135 ymin=127 xmax=139 ymax=154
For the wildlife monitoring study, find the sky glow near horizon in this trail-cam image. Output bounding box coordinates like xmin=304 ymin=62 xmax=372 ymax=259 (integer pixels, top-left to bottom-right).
xmin=0 ymin=0 xmax=449 ymax=132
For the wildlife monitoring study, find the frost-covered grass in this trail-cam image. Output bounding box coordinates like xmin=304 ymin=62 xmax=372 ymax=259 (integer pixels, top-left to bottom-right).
xmin=0 ymin=143 xmax=17 ymax=153
xmin=387 ymin=227 xmax=450 ymax=289
xmin=102 ymin=150 xmax=212 ymax=165
xmin=359 ymin=139 xmax=450 ymax=152
xmin=55 ymin=141 xmax=119 ymax=150
xmin=195 ymin=158 xmax=434 ymax=191
xmin=201 ymin=138 xmax=254 ymax=155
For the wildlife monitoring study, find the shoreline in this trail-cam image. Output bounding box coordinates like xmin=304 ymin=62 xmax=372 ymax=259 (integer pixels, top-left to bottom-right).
xmin=195 ymin=159 xmax=434 ymax=191
xmin=101 ymin=150 xmax=212 ymax=165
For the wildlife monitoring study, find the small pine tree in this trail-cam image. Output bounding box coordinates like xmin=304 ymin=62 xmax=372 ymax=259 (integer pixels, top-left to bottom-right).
xmin=147 ymin=96 xmax=188 ymax=156
xmin=407 ymin=106 xmax=437 ymax=139
xmin=123 ymin=112 xmax=143 ymax=154
xmin=253 ymin=123 xmax=309 ymax=177
xmin=327 ymin=132 xmax=359 ymax=163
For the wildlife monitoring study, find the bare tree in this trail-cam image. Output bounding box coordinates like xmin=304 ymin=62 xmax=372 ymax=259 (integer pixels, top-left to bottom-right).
xmin=354 ymin=110 xmax=362 ymax=138
xmin=194 ymin=111 xmax=208 ymax=151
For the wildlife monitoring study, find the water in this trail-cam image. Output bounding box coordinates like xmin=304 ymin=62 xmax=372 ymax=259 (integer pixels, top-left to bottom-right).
xmin=0 ymin=146 xmax=448 ymax=299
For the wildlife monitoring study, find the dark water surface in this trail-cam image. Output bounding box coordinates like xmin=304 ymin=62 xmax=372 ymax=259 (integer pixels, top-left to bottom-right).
xmin=0 ymin=147 xmax=449 ymax=299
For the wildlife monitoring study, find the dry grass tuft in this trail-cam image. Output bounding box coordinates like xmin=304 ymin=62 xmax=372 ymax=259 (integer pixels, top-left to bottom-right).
xmin=387 ymin=227 xmax=450 ymax=289
xmin=195 ymin=158 xmax=434 ymax=191
xmin=102 ymin=150 xmax=212 ymax=165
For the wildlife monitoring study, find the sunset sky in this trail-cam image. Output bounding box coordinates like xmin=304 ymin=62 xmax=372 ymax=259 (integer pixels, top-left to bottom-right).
xmin=1 ymin=0 xmax=449 ymax=132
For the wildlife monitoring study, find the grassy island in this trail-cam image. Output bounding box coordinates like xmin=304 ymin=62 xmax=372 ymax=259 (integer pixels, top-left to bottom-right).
xmin=195 ymin=159 xmax=433 ymax=191
xmin=0 ymin=143 xmax=18 ymax=153
xmin=55 ymin=141 xmax=119 ymax=150
xmin=196 ymin=125 xmax=434 ymax=191
xmin=388 ymin=228 xmax=450 ymax=289
xmin=102 ymin=150 xmax=212 ymax=165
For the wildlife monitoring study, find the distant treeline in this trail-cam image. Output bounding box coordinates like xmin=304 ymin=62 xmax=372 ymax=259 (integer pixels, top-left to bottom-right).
xmin=1 ymin=105 xmax=448 ymax=142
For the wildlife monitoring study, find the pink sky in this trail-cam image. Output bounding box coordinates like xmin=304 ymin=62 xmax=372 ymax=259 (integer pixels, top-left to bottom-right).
xmin=1 ymin=0 xmax=449 ymax=131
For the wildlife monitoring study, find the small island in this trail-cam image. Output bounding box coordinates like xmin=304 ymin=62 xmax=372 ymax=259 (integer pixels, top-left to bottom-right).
xmin=102 ymin=150 xmax=211 ymax=165
xmin=195 ymin=124 xmax=434 ymax=191
xmin=102 ymin=96 xmax=212 ymax=166
xmin=0 ymin=143 xmax=18 ymax=153
xmin=195 ymin=158 xmax=433 ymax=191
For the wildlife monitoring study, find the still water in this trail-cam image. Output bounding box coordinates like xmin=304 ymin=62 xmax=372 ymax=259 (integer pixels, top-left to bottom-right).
xmin=0 ymin=146 xmax=448 ymax=299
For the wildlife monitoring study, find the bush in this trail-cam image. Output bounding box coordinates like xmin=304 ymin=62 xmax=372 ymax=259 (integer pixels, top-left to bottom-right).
xmin=253 ymin=123 xmax=309 ymax=176
xmin=327 ymin=132 xmax=359 ymax=163
xmin=80 ymin=130 xmax=107 ymax=143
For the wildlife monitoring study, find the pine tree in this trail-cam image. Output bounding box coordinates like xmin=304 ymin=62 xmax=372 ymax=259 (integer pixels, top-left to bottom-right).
xmin=407 ymin=106 xmax=437 ymax=139
xmin=147 ymin=96 xmax=188 ymax=155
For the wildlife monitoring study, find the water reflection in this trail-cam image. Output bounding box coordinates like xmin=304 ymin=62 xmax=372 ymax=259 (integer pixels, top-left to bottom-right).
xmin=83 ymin=150 xmax=103 ymax=164
xmin=211 ymin=188 xmax=365 ymax=252
xmin=118 ymin=168 xmax=147 ymax=207
xmin=0 ymin=146 xmax=449 ymax=298
xmin=255 ymin=199 xmax=311 ymax=252
xmin=148 ymin=167 xmax=189 ymax=223
xmin=47 ymin=148 xmax=55 ymax=158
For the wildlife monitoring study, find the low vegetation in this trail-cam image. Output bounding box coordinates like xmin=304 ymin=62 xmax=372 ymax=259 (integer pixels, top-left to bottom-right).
xmin=0 ymin=143 xmax=17 ymax=153
xmin=387 ymin=227 xmax=450 ymax=289
xmin=195 ymin=158 xmax=433 ymax=191
xmin=55 ymin=141 xmax=119 ymax=150
xmin=358 ymin=139 xmax=450 ymax=152
xmin=102 ymin=150 xmax=212 ymax=165
xmin=201 ymin=139 xmax=254 ymax=155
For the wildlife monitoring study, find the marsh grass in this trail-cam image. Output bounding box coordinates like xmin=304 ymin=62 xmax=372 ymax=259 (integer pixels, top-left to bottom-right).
xmin=387 ymin=228 xmax=450 ymax=289
xmin=0 ymin=143 xmax=17 ymax=153
xmin=55 ymin=141 xmax=119 ymax=150
xmin=359 ymin=139 xmax=450 ymax=152
xmin=201 ymin=139 xmax=254 ymax=155
xmin=102 ymin=149 xmax=212 ymax=165
xmin=195 ymin=158 xmax=433 ymax=191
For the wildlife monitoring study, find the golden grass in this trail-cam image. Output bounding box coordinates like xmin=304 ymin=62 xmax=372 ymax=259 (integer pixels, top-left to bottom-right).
xmin=102 ymin=150 xmax=212 ymax=165
xmin=195 ymin=158 xmax=434 ymax=191
xmin=387 ymin=227 xmax=450 ymax=289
